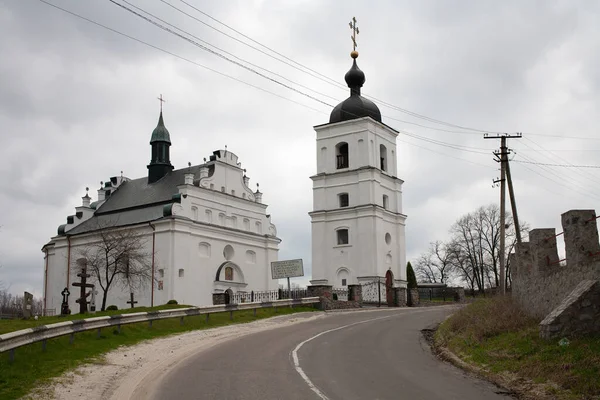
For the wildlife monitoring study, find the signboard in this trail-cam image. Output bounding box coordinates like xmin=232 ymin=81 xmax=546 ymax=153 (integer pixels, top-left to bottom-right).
xmin=271 ymin=259 xmax=304 ymax=280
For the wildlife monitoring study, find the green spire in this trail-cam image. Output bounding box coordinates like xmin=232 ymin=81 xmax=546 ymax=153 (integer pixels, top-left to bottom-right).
xmin=150 ymin=111 xmax=171 ymax=144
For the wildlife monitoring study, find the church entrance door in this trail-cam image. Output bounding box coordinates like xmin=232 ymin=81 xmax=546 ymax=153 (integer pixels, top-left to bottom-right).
xmin=224 ymin=289 xmax=233 ymax=305
xmin=385 ymin=270 xmax=394 ymax=307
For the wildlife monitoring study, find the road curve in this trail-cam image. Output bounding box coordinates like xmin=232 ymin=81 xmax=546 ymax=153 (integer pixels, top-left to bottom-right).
xmin=142 ymin=307 xmax=511 ymax=400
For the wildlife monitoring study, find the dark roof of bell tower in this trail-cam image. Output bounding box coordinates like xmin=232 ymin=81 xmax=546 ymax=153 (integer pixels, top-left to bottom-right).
xmin=329 ymin=53 xmax=382 ymax=124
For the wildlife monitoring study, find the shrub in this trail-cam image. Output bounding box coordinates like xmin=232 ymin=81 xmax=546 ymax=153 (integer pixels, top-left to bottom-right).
xmin=166 ymin=299 xmax=178 ymax=305
xmin=106 ymin=305 xmax=118 ymax=311
xmin=406 ymin=262 xmax=417 ymax=289
xmin=438 ymin=296 xmax=538 ymax=343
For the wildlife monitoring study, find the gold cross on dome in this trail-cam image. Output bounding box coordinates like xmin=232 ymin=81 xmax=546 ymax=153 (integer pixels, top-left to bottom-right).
xmin=157 ymin=94 xmax=166 ymax=112
xmin=349 ymin=17 xmax=359 ymax=51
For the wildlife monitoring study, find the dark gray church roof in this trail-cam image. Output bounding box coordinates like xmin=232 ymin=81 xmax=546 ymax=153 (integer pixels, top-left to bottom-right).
xmin=97 ymin=165 xmax=202 ymax=214
xmin=64 ymin=165 xmax=204 ymax=236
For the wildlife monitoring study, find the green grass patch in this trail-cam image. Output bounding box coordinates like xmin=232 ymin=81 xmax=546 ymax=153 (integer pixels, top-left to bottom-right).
xmin=0 ymin=305 xmax=316 ymax=399
xmin=436 ymin=297 xmax=600 ymax=399
xmin=0 ymin=304 xmax=192 ymax=335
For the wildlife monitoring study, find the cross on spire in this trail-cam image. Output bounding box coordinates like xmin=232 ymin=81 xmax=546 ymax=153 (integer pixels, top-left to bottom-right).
xmin=349 ymin=17 xmax=359 ymax=51
xmin=157 ymin=94 xmax=166 ymax=112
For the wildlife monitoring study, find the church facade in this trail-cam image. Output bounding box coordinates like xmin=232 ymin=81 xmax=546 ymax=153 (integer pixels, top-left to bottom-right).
xmin=309 ymin=51 xmax=408 ymax=296
xmin=42 ymin=112 xmax=280 ymax=313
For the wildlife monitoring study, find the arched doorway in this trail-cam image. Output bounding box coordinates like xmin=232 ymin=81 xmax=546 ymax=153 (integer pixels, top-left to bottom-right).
xmin=385 ymin=270 xmax=394 ymax=307
xmin=224 ymin=288 xmax=233 ymax=305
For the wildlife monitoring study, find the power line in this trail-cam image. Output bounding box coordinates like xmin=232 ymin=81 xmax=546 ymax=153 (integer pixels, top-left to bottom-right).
xmin=511 ymin=160 xmax=600 ymax=168
xmin=120 ymin=0 xmax=341 ymax=103
xmin=37 ymin=0 xmax=494 ymax=173
xmin=36 ymin=0 xmax=328 ymax=115
xmin=108 ymin=0 xmax=336 ymax=108
xmin=169 ymin=0 xmax=503 ymax=134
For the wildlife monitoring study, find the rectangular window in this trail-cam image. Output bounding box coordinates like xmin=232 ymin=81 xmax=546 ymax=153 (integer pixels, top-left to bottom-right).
xmin=178 ymin=268 xmax=184 ymax=278
xmin=342 ymin=278 xmax=347 ymax=286
xmin=339 ymin=193 xmax=349 ymax=207
xmin=337 ymin=229 xmax=349 ymax=245
xmin=383 ymin=195 xmax=389 ymax=210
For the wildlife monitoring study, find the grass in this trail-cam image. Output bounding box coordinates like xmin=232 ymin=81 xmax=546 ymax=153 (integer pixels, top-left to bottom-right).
xmin=0 ymin=305 xmax=315 ymax=400
xmin=435 ymin=297 xmax=600 ymax=399
xmin=0 ymin=304 xmax=192 ymax=335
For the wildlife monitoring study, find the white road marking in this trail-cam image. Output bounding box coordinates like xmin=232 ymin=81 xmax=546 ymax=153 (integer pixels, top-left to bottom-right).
xmin=291 ymin=309 xmax=429 ymax=400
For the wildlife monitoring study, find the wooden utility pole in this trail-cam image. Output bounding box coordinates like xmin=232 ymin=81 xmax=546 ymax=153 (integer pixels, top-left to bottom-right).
xmin=484 ymin=133 xmax=522 ymax=295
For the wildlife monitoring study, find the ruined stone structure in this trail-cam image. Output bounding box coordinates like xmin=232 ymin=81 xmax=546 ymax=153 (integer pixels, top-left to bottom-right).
xmin=511 ymin=209 xmax=600 ymax=339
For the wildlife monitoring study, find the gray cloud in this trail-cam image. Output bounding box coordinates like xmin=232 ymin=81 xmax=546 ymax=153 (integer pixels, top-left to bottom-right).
xmin=1 ymin=0 xmax=600 ymax=296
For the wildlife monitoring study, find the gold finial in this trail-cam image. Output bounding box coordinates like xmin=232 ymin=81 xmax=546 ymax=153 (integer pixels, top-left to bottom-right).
xmin=349 ymin=17 xmax=359 ymax=58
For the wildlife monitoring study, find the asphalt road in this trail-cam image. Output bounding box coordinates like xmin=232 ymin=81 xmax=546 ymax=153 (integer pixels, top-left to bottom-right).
xmin=146 ymin=307 xmax=512 ymax=400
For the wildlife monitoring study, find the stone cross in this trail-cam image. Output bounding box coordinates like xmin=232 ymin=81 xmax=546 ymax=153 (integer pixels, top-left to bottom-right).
xmin=127 ymin=292 xmax=138 ymax=309
xmin=72 ymin=266 xmax=95 ymax=314
xmin=61 ymin=287 xmax=71 ymax=315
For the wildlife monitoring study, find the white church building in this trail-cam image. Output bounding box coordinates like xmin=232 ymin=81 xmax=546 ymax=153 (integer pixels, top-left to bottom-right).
xmin=42 ymin=111 xmax=280 ymax=313
xmin=309 ymin=51 xmax=408 ymax=296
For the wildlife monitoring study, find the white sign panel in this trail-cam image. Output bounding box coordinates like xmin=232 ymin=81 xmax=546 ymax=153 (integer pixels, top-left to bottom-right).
xmin=271 ymin=259 xmax=304 ymax=279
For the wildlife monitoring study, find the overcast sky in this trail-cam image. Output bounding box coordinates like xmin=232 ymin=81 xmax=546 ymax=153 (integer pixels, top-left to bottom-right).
xmin=1 ymin=0 xmax=600 ymax=296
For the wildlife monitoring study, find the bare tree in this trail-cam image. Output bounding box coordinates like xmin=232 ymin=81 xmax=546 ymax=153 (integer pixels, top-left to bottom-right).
xmin=414 ymin=241 xmax=454 ymax=283
xmin=76 ymin=226 xmax=154 ymax=311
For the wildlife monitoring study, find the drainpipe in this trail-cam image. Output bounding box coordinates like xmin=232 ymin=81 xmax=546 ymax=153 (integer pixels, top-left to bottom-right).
xmin=43 ymin=248 xmax=49 ymax=315
xmin=66 ymin=236 xmax=71 ymax=287
xmin=148 ymin=221 xmax=156 ymax=307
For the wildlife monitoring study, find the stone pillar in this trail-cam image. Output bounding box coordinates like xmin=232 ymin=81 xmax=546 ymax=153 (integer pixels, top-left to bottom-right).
xmin=513 ymin=241 xmax=531 ymax=280
xmin=394 ymin=287 xmax=407 ymax=307
xmin=453 ymin=287 xmax=465 ymax=302
xmin=562 ymin=210 xmax=600 ymax=268
xmin=408 ymin=288 xmax=419 ymax=307
xmin=529 ymin=228 xmax=560 ymax=276
xmin=307 ymin=285 xmax=333 ymax=299
xmin=212 ymin=293 xmax=226 ymax=305
xmin=348 ymin=284 xmax=362 ymax=304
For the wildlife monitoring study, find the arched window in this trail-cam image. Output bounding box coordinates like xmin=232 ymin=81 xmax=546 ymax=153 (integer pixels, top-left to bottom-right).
xmin=191 ymin=206 xmax=198 ymax=220
xmin=336 ymin=228 xmax=349 ymax=245
xmin=380 ymin=144 xmax=388 ymax=171
xmin=256 ymin=221 xmax=262 ymax=233
xmin=383 ymin=195 xmax=389 ymax=210
xmin=219 ymin=213 xmax=225 ymax=225
xmin=336 ymin=142 xmax=349 ymax=169
xmin=205 ymin=209 xmax=212 ymax=223
xmin=338 ymin=193 xmax=349 ymax=207
xmin=243 ymin=218 xmax=250 ymax=231
xmin=224 ymin=266 xmax=234 ymax=281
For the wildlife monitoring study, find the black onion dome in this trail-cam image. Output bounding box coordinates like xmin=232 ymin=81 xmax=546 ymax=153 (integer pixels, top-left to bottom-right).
xmin=329 ymin=58 xmax=382 ymax=124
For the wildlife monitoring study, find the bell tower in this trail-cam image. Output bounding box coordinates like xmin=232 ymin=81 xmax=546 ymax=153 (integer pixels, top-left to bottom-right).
xmin=309 ymin=23 xmax=407 ymax=291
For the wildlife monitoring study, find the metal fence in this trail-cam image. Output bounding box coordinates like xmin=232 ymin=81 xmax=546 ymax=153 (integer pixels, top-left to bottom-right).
xmin=331 ymin=288 xmax=348 ymax=301
xmin=0 ymin=297 xmax=320 ymax=361
xmin=228 ymin=289 xmax=309 ymax=305
xmin=417 ymin=287 xmax=460 ymax=302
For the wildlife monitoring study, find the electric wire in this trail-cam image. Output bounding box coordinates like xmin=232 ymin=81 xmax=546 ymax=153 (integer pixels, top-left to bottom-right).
xmin=37 ymin=0 xmax=493 ymax=172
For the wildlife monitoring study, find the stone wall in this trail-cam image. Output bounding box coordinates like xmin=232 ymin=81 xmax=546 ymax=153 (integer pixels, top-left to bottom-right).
xmin=308 ymin=284 xmax=362 ymax=310
xmin=394 ymin=287 xmax=407 ymax=307
xmin=539 ymin=280 xmax=600 ymax=339
xmin=407 ymin=288 xmax=420 ymax=307
xmin=512 ymin=209 xmax=600 ymax=337
xmin=348 ymin=284 xmax=363 ymax=305
xmin=320 ymin=297 xmax=362 ymax=310
xmin=212 ymin=293 xmax=226 ymax=305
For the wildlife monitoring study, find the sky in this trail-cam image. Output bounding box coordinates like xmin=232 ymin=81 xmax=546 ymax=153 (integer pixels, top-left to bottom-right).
xmin=1 ymin=0 xmax=600 ymax=296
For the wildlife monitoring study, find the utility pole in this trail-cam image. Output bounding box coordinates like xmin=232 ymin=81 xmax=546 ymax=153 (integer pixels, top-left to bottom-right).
xmin=484 ymin=133 xmax=522 ymax=295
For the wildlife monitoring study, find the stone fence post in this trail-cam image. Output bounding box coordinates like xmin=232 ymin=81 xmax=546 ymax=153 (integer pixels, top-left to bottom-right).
xmin=562 ymin=210 xmax=600 ymax=267
xmin=348 ymin=284 xmax=362 ymax=304
xmin=394 ymin=287 xmax=407 ymax=307
xmin=529 ymin=228 xmax=560 ymax=276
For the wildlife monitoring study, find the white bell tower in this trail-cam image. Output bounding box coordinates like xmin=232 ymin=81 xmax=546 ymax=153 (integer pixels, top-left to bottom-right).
xmin=309 ymin=49 xmax=407 ymax=289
